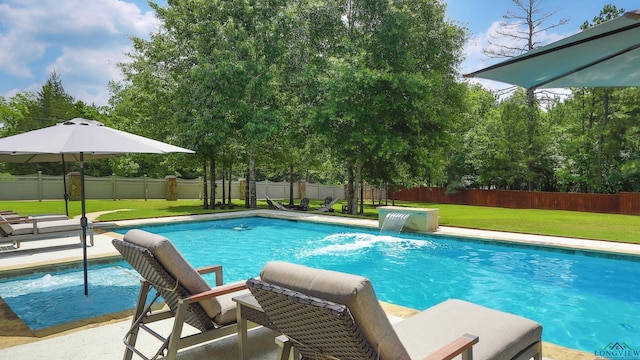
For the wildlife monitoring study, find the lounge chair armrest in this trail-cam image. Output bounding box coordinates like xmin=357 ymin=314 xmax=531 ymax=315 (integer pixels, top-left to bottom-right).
xmin=0 ymin=216 xmax=31 ymax=224
xmin=197 ymin=265 xmax=222 ymax=275
xmin=185 ymin=282 xmax=247 ymax=303
xmin=423 ymin=334 xmax=479 ymax=360
xmin=197 ymin=265 xmax=223 ymax=286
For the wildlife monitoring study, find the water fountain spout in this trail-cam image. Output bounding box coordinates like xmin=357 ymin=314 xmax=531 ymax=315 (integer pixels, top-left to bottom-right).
xmin=380 ymin=212 xmax=410 ymax=234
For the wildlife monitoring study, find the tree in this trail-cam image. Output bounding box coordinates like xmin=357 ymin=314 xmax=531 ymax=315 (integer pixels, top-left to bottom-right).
xmin=445 ymin=84 xmax=497 ymax=192
xmin=576 ymin=5 xmax=626 ymax=191
xmin=29 ymin=71 xmax=79 ymax=129
xmin=116 ymin=0 xmax=296 ymax=208
xmin=484 ymin=0 xmax=568 ymax=191
xmin=310 ymin=0 xmax=467 ymax=213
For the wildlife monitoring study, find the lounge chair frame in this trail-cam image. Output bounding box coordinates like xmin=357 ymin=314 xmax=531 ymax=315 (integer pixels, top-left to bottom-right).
xmin=0 ymin=216 xmax=93 ymax=248
xmin=112 ymin=239 xmax=244 ymax=360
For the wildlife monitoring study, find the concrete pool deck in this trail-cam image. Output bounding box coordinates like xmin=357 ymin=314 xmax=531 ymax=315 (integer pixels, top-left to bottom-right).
xmin=2 ymin=209 xmax=638 ymax=359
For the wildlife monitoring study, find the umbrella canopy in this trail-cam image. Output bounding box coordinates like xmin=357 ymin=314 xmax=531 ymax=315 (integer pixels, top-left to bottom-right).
xmin=464 ymin=9 xmax=640 ymax=89
xmin=0 ymin=118 xmax=195 ymax=295
xmin=0 ymin=118 xmax=193 ymax=159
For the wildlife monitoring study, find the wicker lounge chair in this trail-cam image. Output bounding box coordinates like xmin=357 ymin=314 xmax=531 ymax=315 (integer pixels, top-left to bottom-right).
xmin=112 ymin=229 xmax=248 ymax=360
xmin=0 ymin=214 xmax=92 ymax=248
xmin=247 ymin=261 xmax=543 ymax=360
xmin=292 ymin=198 xmax=310 ymax=211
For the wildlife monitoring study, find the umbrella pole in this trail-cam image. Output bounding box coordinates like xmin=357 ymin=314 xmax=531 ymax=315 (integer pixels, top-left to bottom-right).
xmin=80 ymin=152 xmax=89 ymax=296
xmin=62 ymin=155 xmax=69 ymax=217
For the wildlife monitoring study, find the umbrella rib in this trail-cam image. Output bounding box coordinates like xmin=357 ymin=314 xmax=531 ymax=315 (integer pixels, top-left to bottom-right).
xmin=464 ymin=20 xmax=640 ymax=79
xmin=531 ymin=42 xmax=640 ymax=89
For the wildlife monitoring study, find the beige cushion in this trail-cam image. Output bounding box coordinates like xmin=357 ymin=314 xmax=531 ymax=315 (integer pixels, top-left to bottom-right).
xmin=9 ymin=223 xmax=35 ymax=235
xmin=123 ymin=229 xmax=222 ymax=319
xmin=0 ymin=215 xmax=37 ymax=236
xmin=214 ymin=286 xmax=249 ymax=326
xmin=36 ymin=219 xmax=82 ymax=233
xmin=29 ymin=214 xmax=69 ymax=221
xmin=260 ymin=261 xmax=410 ymax=360
xmin=393 ymin=299 xmax=542 ymax=360
xmin=0 ymin=215 xmax=17 ymax=235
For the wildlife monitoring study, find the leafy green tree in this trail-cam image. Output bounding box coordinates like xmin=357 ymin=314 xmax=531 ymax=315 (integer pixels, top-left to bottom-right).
xmin=310 ymin=0 xmax=467 ymax=213
xmin=116 ymin=0 xmax=297 ymax=208
xmin=445 ymin=84 xmax=497 ymax=192
xmin=27 ymin=71 xmax=79 ymax=130
xmin=484 ymin=0 xmax=568 ymax=191
xmin=0 ymin=92 xmax=36 ymax=138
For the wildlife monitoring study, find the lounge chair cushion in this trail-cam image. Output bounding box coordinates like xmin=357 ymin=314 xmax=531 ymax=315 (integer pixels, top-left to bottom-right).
xmin=123 ymin=229 xmax=221 ymax=319
xmin=393 ymin=299 xmax=542 ymax=360
xmin=0 ymin=215 xmax=15 ymax=235
xmin=0 ymin=215 xmax=33 ymax=235
xmin=0 ymin=216 xmax=81 ymax=236
xmin=260 ymin=261 xmax=410 ymax=360
xmin=214 ymin=286 xmax=250 ymax=326
xmin=36 ymin=219 xmax=82 ymax=233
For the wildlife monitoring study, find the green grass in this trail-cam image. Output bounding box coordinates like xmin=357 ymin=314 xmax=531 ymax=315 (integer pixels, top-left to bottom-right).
xmin=1 ymin=199 xmax=639 ymax=244
xmin=394 ymin=202 xmax=640 ymax=244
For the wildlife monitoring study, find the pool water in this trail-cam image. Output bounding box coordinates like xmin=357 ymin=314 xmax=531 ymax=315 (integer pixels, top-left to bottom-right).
xmin=0 ymin=262 xmax=143 ymax=331
xmin=2 ymin=216 xmax=639 ymax=352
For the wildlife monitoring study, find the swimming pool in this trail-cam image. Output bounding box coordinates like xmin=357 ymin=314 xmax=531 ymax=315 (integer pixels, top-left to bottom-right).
xmin=115 ymin=217 xmax=640 ymax=353
xmin=2 ymin=216 xmax=639 ymax=352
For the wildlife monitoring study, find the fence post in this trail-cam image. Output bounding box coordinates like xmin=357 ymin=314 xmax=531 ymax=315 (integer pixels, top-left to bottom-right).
xmin=69 ymin=172 xmax=82 ymax=201
xmin=37 ymin=171 xmax=43 ymax=202
xmin=165 ymin=175 xmax=178 ymax=201
xmin=144 ymin=174 xmax=148 ymax=201
xmin=112 ymin=174 xmax=117 ymax=201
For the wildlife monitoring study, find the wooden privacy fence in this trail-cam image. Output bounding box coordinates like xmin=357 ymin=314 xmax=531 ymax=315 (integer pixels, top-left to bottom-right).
xmin=389 ymin=187 xmax=640 ymax=215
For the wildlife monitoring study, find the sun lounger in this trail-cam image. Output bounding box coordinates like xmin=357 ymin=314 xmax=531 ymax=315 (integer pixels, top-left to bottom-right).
xmin=291 ymin=197 xmax=309 ymax=211
xmin=247 ymin=261 xmax=543 ymax=360
xmin=264 ymin=194 xmax=291 ymax=211
xmin=2 ymin=212 xmax=68 ymax=222
xmin=0 ymin=214 xmax=92 ymax=248
xmin=112 ymin=229 xmax=249 ymax=360
xmin=315 ymin=195 xmax=343 ymax=212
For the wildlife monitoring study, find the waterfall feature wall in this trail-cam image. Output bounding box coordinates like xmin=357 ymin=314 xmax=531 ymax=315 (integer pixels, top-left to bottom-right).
xmin=377 ymin=206 xmax=439 ymax=233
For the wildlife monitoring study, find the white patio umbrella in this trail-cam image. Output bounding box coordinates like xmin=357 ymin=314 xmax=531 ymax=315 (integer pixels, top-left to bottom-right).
xmin=0 ymin=118 xmax=195 ymax=295
xmin=464 ymin=9 xmax=640 ymax=89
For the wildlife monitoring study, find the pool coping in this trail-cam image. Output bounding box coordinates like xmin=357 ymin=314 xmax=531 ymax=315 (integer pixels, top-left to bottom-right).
xmin=1 ymin=208 xmax=635 ymax=360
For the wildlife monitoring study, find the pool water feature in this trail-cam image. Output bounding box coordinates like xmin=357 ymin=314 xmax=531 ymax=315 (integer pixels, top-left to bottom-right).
xmin=1 ymin=216 xmax=639 ymax=353
xmin=0 ymin=262 xmax=144 ymax=331
xmin=379 ymin=212 xmax=410 ymax=234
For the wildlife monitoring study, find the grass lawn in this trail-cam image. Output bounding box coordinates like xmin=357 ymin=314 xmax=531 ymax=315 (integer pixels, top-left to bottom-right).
xmin=1 ymin=199 xmax=639 ymax=244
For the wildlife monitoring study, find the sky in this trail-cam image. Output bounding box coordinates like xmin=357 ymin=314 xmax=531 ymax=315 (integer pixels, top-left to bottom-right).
xmin=0 ymin=0 xmax=638 ymax=107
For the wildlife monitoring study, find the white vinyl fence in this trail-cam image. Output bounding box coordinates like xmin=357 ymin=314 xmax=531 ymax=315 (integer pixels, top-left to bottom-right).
xmin=0 ymin=172 xmax=373 ymax=201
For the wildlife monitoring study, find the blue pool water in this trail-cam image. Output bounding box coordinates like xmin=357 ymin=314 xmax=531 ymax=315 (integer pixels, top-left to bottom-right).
xmin=0 ymin=262 xmax=143 ymax=330
xmin=2 ymin=216 xmax=639 ymax=352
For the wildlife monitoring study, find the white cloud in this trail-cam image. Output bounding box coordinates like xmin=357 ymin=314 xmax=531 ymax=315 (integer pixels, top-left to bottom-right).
xmin=0 ymin=0 xmax=160 ymax=106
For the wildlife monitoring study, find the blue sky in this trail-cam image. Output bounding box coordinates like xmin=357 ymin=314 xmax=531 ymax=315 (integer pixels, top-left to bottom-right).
xmin=0 ymin=0 xmax=638 ymax=106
